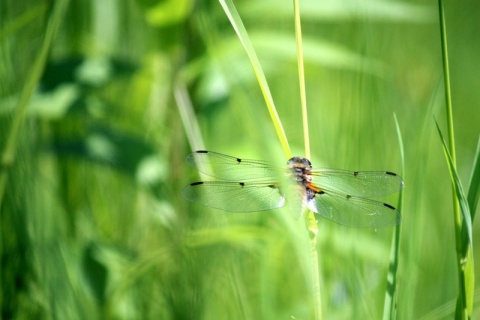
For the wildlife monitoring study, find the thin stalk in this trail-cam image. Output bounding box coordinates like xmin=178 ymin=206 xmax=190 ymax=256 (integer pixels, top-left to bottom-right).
xmin=293 ymin=0 xmax=310 ymax=159
xmin=174 ymin=80 xmax=205 ymax=151
xmin=306 ymin=211 xmax=322 ymax=319
xmin=438 ymin=3 xmax=455 ymax=165
xmin=437 ymin=1 xmax=471 ymax=318
xmin=0 ymin=0 xmax=70 ymax=208
xmin=293 ymin=1 xmax=320 ymax=318
xmin=382 ymin=114 xmax=405 ymax=320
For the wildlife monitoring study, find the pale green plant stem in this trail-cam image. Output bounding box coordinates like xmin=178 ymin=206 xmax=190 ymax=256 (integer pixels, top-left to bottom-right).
xmin=174 ymin=80 xmax=205 ymax=151
xmin=0 ymin=0 xmax=70 ymax=208
xmin=438 ymin=1 xmax=472 ymax=318
xmin=293 ymin=0 xmax=310 ymax=160
xmin=306 ymin=212 xmax=322 ymax=320
xmin=293 ymin=1 xmax=321 ymax=318
xmin=382 ymin=114 xmax=405 ymax=320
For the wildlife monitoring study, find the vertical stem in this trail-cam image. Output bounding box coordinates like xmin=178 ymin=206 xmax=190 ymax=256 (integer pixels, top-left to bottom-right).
xmin=310 ymin=238 xmax=322 ymax=320
xmin=293 ymin=1 xmax=319 ymax=318
xmin=437 ymin=1 xmax=467 ymax=319
xmin=307 ymin=211 xmax=322 ymax=320
xmin=293 ymin=0 xmax=310 ymax=159
xmin=438 ymin=3 xmax=455 ymax=163
xmin=382 ymin=114 xmax=404 ymax=320
xmin=174 ymin=80 xmax=206 ymax=151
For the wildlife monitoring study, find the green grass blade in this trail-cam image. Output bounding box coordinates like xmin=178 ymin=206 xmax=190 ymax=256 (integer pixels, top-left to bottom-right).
xmin=293 ymin=1 xmax=320 ymax=318
xmin=467 ymin=136 xmax=480 ymax=220
xmin=435 ymin=120 xmax=474 ymax=318
xmin=434 ymin=120 xmax=473 ymax=251
xmin=382 ymin=113 xmax=405 ymax=320
xmin=306 ymin=211 xmax=322 ymax=320
xmin=293 ymin=0 xmax=310 ymax=159
xmin=0 ymin=0 xmax=70 ymax=208
xmin=174 ymin=80 xmax=206 ymax=151
xmin=436 ymin=1 xmax=474 ymax=318
xmin=218 ymin=0 xmax=291 ymax=159
xmin=437 ymin=2 xmax=455 ymax=164
xmin=0 ymin=3 xmax=48 ymax=42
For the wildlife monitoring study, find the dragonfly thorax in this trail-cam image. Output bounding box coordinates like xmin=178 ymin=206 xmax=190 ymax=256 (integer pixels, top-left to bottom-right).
xmin=287 ymin=157 xmax=313 ymax=185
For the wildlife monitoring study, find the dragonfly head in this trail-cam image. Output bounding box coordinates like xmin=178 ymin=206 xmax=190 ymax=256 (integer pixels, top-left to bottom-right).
xmin=287 ymin=157 xmax=312 ymax=169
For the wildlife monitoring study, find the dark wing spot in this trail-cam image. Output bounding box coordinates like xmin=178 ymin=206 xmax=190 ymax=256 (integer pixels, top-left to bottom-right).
xmin=346 ymin=194 xmax=351 ymax=199
xmin=386 ymin=171 xmax=397 ymax=176
xmin=353 ymin=171 xmax=359 ymax=176
xmin=383 ymin=203 xmax=395 ymax=209
xmin=239 ymin=182 xmax=245 ymax=187
xmin=196 ymin=150 xmax=208 ymax=154
xmin=236 ymin=158 xmax=241 ymax=163
xmin=190 ymin=182 xmax=204 ymax=186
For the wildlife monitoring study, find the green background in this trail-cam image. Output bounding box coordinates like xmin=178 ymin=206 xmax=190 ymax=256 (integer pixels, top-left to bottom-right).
xmin=1 ymin=0 xmax=479 ymax=319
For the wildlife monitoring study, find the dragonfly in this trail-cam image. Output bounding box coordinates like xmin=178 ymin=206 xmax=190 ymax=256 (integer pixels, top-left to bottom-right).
xmin=182 ymin=150 xmax=404 ymax=228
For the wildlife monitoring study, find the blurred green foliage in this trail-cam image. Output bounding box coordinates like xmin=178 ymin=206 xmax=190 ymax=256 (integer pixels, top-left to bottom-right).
xmin=0 ymin=0 xmax=479 ymax=319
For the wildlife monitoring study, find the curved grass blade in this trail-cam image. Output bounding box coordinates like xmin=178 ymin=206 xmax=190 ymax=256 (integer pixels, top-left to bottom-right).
xmin=293 ymin=1 xmax=319 ymax=318
xmin=218 ymin=0 xmax=291 ymax=159
xmin=437 ymin=0 xmax=474 ymax=317
xmin=382 ymin=113 xmax=405 ymax=320
xmin=435 ymin=120 xmax=474 ymax=317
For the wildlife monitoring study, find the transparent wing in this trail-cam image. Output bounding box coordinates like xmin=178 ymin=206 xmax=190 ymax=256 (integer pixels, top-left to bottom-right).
xmin=181 ymin=181 xmax=285 ymax=212
xmin=311 ymin=169 xmax=404 ymax=198
xmin=185 ymin=150 xmax=281 ymax=182
xmin=307 ymin=190 xmax=401 ymax=228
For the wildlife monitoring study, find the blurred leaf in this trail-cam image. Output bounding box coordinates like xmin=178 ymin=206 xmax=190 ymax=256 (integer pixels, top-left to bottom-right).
xmin=40 ymin=56 xmax=138 ymax=91
xmin=241 ymin=0 xmax=434 ymax=22
xmin=28 ymin=84 xmax=80 ymax=119
xmin=40 ymin=56 xmax=84 ymax=91
xmin=83 ymin=243 xmax=108 ymax=307
xmin=75 ymin=57 xmax=113 ymax=87
xmin=250 ymin=31 xmax=386 ymax=75
xmin=51 ymin=125 xmax=155 ymax=176
xmin=135 ymin=0 xmax=159 ymax=10
xmin=145 ymin=0 xmax=193 ymax=26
